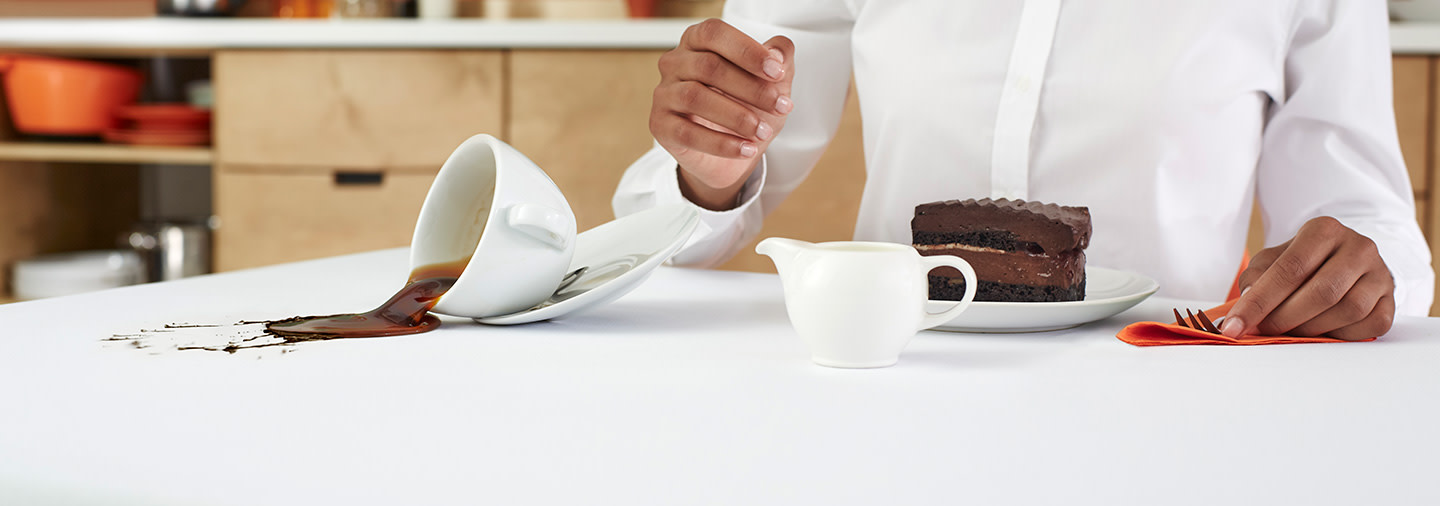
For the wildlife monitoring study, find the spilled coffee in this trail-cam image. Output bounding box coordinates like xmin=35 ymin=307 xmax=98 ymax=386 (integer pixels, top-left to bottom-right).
xmin=263 ymin=257 xmax=469 ymax=339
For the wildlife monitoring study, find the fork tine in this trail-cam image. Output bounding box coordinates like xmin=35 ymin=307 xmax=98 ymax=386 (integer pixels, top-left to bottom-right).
xmin=1196 ymin=310 xmax=1220 ymax=334
xmin=1185 ymin=309 xmax=1202 ymax=329
xmin=1173 ymin=308 xmax=1188 ymax=328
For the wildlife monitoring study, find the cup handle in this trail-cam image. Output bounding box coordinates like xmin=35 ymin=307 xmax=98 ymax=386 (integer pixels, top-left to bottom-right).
xmin=918 ymin=255 xmax=978 ymax=330
xmin=506 ymin=203 xmax=572 ymax=251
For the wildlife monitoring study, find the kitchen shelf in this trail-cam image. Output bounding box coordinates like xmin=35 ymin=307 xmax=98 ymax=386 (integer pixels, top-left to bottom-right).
xmin=0 ymin=142 xmax=212 ymax=165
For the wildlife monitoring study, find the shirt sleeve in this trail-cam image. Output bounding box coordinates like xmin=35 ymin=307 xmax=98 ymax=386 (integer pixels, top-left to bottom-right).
xmin=611 ymin=0 xmax=857 ymax=268
xmin=1256 ymin=0 xmax=1435 ymax=315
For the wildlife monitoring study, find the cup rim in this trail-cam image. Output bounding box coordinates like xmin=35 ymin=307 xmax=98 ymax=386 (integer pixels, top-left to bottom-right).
xmin=411 ymin=134 xmax=505 ymax=280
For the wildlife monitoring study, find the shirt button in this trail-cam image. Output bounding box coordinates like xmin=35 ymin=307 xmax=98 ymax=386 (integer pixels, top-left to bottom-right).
xmin=1013 ymin=75 xmax=1033 ymax=93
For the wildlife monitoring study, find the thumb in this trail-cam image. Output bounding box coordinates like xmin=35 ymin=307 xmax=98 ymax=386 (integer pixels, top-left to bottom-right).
xmin=763 ymin=35 xmax=796 ymax=80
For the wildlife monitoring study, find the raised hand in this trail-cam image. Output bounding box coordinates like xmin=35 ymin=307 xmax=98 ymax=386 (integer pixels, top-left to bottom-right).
xmin=650 ymin=19 xmax=795 ymax=210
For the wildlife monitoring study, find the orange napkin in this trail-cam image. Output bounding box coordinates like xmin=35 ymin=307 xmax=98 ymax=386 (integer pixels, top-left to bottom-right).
xmin=1116 ymin=299 xmax=1375 ymax=346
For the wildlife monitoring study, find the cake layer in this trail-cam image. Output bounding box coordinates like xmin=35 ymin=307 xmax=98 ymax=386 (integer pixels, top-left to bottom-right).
xmin=912 ymin=198 xmax=1091 ymax=253
xmin=916 ymin=244 xmax=1085 ymax=288
xmin=912 ymin=229 xmax=1044 ymax=254
xmin=928 ymin=275 xmax=1087 ymax=303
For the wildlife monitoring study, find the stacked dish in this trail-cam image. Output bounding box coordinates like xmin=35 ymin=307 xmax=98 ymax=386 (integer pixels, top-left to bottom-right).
xmin=104 ymin=104 xmax=212 ymax=146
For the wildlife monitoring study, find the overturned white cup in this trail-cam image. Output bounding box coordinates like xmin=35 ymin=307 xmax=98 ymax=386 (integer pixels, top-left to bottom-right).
xmin=410 ymin=134 xmax=577 ymax=318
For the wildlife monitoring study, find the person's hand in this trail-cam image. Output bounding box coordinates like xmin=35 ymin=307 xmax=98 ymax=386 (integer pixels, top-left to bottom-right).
xmin=651 ymin=19 xmax=795 ymax=210
xmin=1222 ymin=216 xmax=1396 ymax=340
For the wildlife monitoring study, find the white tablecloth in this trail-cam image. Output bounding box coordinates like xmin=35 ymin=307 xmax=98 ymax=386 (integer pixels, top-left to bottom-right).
xmin=2 ymin=248 xmax=1437 ymax=505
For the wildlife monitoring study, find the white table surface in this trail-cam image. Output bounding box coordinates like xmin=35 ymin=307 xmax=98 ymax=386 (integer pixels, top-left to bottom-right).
xmin=1 ymin=248 xmax=1438 ymax=505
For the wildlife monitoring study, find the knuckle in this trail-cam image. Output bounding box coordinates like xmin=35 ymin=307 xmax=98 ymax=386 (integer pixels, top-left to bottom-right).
xmin=756 ymin=81 xmax=779 ymax=106
xmin=1335 ymin=295 xmax=1371 ymax=322
xmin=740 ymin=42 xmax=766 ymax=66
xmin=657 ymin=50 xmax=678 ymax=75
xmin=1373 ymin=311 xmax=1396 ymax=335
xmin=1355 ymin=234 xmax=1380 ymax=258
xmin=1309 ymin=216 xmax=1343 ymax=233
xmin=694 ymin=18 xmax=722 ymax=42
xmin=1271 ymin=254 xmax=1311 ymax=285
xmin=695 ymin=53 xmax=724 ymax=83
xmin=1252 ymin=246 xmax=1280 ymax=264
xmin=677 ymin=81 xmax=705 ymax=109
xmin=1311 ymin=277 xmax=1349 ymax=307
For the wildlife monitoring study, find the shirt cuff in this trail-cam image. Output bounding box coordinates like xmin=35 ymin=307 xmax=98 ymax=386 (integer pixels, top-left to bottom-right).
xmin=651 ymin=152 xmax=768 ymax=267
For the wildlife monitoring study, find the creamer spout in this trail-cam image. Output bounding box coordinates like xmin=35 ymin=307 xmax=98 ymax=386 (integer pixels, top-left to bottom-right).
xmin=756 ymin=237 xmax=812 ymax=276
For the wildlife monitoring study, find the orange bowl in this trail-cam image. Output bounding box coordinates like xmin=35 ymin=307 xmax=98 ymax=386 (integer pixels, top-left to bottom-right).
xmin=0 ymin=54 xmax=142 ymax=136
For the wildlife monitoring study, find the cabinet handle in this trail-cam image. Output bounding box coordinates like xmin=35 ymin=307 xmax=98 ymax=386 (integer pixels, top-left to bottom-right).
xmin=334 ymin=171 xmax=384 ymax=186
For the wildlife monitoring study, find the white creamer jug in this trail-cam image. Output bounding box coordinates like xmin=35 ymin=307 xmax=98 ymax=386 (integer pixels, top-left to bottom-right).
xmin=757 ymin=237 xmax=978 ymax=368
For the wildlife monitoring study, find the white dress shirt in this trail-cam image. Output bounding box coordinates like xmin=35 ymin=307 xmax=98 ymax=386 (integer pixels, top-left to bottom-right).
xmin=613 ymin=0 xmax=1436 ymax=315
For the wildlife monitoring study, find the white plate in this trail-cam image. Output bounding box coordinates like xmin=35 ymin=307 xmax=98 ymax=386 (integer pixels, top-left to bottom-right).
xmin=474 ymin=204 xmax=699 ymax=325
xmin=926 ymin=266 xmax=1159 ymax=333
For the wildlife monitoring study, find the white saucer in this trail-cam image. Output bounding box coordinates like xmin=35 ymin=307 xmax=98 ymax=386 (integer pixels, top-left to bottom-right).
xmin=474 ymin=204 xmax=699 ymax=325
xmin=926 ymin=266 xmax=1159 ymax=333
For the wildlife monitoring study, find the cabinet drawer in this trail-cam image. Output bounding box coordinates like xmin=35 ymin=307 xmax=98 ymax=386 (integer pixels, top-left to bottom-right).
xmin=214 ymin=50 xmax=504 ymax=169
xmin=214 ymin=165 xmax=436 ymax=271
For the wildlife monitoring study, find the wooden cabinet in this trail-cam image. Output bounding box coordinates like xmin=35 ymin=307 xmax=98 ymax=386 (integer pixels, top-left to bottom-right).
xmin=214 ymin=50 xmax=504 ymax=169
xmin=214 ymin=166 xmax=435 ymax=270
xmin=211 ymin=50 xmax=504 ymax=271
xmin=508 ymin=50 xmax=662 ymax=234
xmin=1391 ymin=55 xmax=1437 ymax=315
xmin=1394 ymin=55 xmax=1431 ymax=219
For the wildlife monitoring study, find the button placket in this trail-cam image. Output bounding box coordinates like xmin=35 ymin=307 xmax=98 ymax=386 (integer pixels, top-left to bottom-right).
xmin=989 ymin=0 xmax=1064 ymax=201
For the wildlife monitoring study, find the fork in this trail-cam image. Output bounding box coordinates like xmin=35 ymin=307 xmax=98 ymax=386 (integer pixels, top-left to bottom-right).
xmin=1172 ymin=308 xmax=1223 ymax=335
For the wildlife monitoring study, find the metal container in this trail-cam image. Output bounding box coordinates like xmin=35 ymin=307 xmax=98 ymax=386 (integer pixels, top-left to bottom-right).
xmin=156 ymin=0 xmax=247 ymax=16
xmin=128 ymin=220 xmax=213 ymax=282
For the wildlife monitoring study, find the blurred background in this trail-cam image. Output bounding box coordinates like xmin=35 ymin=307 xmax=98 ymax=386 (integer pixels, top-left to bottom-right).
xmin=0 ymin=0 xmax=749 ymax=304
xmin=2 ymin=1 xmax=1440 ymax=319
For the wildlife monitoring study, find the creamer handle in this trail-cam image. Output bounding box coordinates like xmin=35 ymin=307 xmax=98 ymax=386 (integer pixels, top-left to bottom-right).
xmin=918 ymin=255 xmax=977 ymax=330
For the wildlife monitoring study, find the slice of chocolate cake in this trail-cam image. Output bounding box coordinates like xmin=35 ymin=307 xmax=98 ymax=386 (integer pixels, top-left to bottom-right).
xmin=912 ymin=198 xmax=1091 ymax=302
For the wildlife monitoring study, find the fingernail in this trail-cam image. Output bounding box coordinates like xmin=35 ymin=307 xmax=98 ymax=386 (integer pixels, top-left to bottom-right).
xmin=1220 ymin=316 xmax=1244 ymax=338
xmin=768 ymin=48 xmax=784 ymax=63
xmin=775 ymin=95 xmax=793 ymax=114
xmin=763 ymin=58 xmax=784 ymax=79
xmin=740 ymin=142 xmax=758 ymax=158
xmin=755 ymin=121 xmax=773 ymax=141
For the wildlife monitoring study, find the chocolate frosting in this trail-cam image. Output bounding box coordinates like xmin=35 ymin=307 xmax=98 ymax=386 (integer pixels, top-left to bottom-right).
xmin=912 ymin=198 xmax=1091 ymax=253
